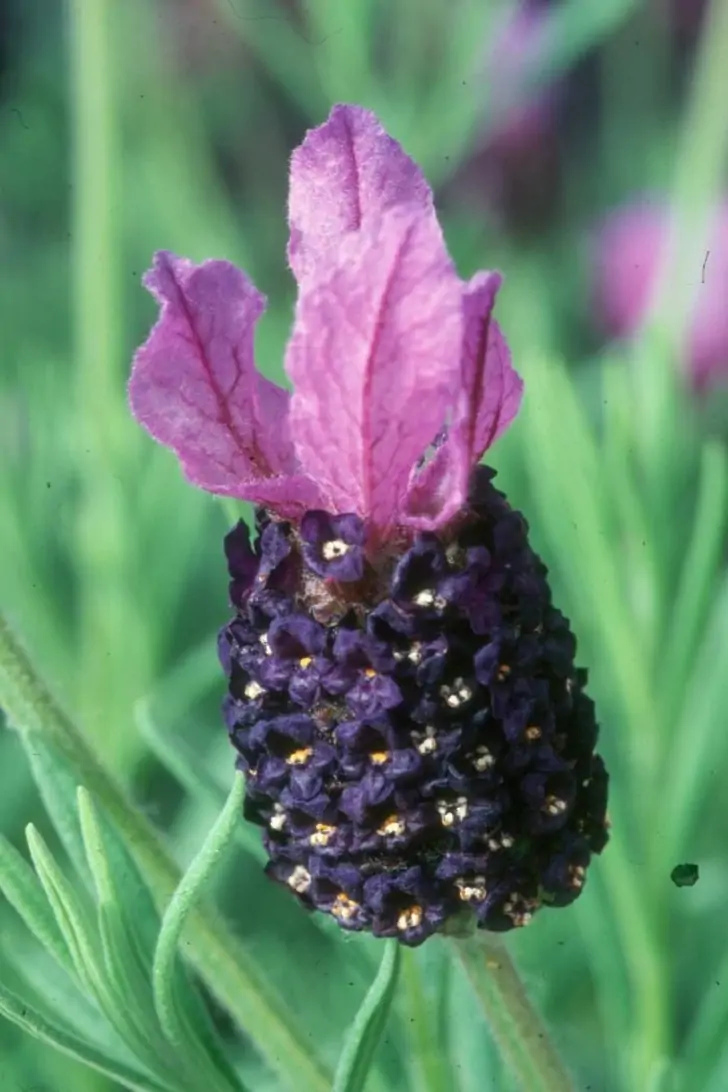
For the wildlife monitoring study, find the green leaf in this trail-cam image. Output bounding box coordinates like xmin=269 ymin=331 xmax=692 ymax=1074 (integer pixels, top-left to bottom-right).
xmin=0 ymin=832 xmax=74 ymax=972
xmin=0 ymin=932 xmax=141 ymax=1068
xmin=77 ymin=788 xmax=230 ymax=1090
xmin=21 ymin=733 xmax=90 ymax=883
xmin=26 ymin=824 xmax=171 ymax=1083
xmin=0 ymin=978 xmax=172 ymax=1092
xmin=0 ymin=612 xmax=332 ymax=1091
xmin=77 ymin=785 xmax=160 ymax=962
xmin=25 ymin=824 xmax=102 ymax=999
xmin=659 ymin=570 xmax=728 ymax=867
xmin=332 ymin=939 xmax=401 ymax=1092
xmin=659 ymin=440 xmax=728 ymax=728
xmin=153 ymin=773 xmax=248 ymax=1092
xmin=135 ymin=698 xmax=264 ymax=862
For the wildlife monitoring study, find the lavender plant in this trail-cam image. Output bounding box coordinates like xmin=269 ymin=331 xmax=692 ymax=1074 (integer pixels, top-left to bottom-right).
xmin=129 ymin=106 xmax=608 ymax=947
xmin=4 ymin=1 xmax=728 ymax=1091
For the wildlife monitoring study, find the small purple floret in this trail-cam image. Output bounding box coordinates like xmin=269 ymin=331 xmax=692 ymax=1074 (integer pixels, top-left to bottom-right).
xmin=300 ymin=510 xmax=366 ymax=581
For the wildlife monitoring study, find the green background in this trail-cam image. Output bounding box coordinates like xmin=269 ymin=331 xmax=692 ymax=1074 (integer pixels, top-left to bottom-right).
xmin=1 ymin=1 xmax=727 ymax=1090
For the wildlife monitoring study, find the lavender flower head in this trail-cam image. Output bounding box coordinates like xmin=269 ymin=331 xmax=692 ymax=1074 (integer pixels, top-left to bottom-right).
xmin=129 ymin=105 xmax=608 ymax=945
xmin=593 ymin=198 xmax=728 ymax=391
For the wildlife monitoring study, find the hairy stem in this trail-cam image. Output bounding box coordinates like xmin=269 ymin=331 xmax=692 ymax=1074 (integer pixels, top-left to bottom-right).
xmin=454 ymin=933 xmax=576 ymax=1092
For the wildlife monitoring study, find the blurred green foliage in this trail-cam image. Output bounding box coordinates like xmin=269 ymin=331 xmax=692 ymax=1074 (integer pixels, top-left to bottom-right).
xmin=2 ymin=0 xmax=728 ymax=1090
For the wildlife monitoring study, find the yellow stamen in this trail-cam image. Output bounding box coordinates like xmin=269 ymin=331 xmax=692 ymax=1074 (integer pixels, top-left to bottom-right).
xmin=377 ymin=814 xmax=405 ymax=837
xmin=287 ymin=747 xmax=313 ymax=766
xmin=331 ymin=893 xmax=359 ymax=921
xmin=310 ymin=823 xmax=336 ymax=847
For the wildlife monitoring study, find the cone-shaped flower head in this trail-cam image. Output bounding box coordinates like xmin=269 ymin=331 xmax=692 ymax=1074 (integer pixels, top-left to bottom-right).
xmin=130 ymin=104 xmax=608 ymax=946
xmin=592 ymin=198 xmax=728 ymax=390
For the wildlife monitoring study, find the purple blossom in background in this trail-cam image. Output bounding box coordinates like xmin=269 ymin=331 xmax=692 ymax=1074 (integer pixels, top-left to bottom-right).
xmin=483 ymin=0 xmax=558 ymax=158
xmin=593 ymin=199 xmax=728 ymax=390
xmin=129 ymin=104 xmax=608 ymax=945
xmin=452 ymin=0 xmax=562 ymax=232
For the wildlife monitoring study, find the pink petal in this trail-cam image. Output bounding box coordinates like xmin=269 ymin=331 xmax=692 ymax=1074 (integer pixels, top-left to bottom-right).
xmin=456 ymin=271 xmax=523 ymax=460
xmin=401 ymin=272 xmax=521 ymax=530
xmin=399 ymin=431 xmax=471 ymax=530
xmin=285 ymin=207 xmax=463 ymax=535
xmin=287 ymin=104 xmax=433 ymax=282
xmin=129 ymin=251 xmax=321 ymax=515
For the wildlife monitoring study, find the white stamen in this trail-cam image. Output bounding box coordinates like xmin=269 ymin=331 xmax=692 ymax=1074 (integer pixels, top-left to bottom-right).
xmin=378 ymin=815 xmax=406 ymax=837
xmin=244 ymin=680 xmax=265 ymax=700
xmin=414 ymin=589 xmax=435 ymax=607
xmin=544 ymin=796 xmax=568 ymax=816
xmin=413 ymin=725 xmax=437 ymax=755
xmin=436 ymin=796 xmax=468 ymax=827
xmin=310 ymin=823 xmax=336 ymax=847
xmin=397 ymin=905 xmax=423 ymax=930
xmin=457 ymin=876 xmax=487 ymax=902
xmin=471 ymin=745 xmax=494 ymax=771
xmin=322 ymin=539 xmax=350 ymax=560
xmin=407 ymin=642 xmax=423 ymax=663
xmin=441 ymin=678 xmax=473 ymax=708
xmin=288 ymin=866 xmax=311 ymax=894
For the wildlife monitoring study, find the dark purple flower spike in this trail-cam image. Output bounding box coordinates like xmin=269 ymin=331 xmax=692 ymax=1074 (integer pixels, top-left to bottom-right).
xmin=129 ymin=104 xmax=607 ymax=946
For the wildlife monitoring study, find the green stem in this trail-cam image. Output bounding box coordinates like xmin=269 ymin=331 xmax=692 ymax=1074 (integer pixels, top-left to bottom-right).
xmin=454 ymin=934 xmax=575 ymax=1092
xmin=401 ymin=949 xmax=451 ymax=1092
xmin=68 ymin=0 xmax=150 ymax=771
xmin=0 ymin=613 xmax=330 ymax=1092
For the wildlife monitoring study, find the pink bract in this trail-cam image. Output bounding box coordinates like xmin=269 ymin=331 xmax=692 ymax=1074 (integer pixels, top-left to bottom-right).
xmin=129 ymin=104 xmax=523 ymax=543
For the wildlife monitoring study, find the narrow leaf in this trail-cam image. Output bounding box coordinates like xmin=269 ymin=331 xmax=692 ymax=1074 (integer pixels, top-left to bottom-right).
xmin=77 ymin=790 xmax=199 ymax=1086
xmin=0 ymin=609 xmax=332 ymax=1091
xmin=660 ymin=440 xmax=728 ymax=727
xmin=153 ymin=773 xmax=248 ymax=1092
xmin=332 ymin=939 xmax=401 ymax=1092
xmin=26 ymin=824 xmax=167 ymax=1079
xmin=25 ymin=824 xmax=102 ymax=999
xmin=21 ymin=733 xmax=90 ymax=883
xmin=77 ymin=785 xmax=161 ymax=960
xmin=135 ymin=700 xmax=264 ymax=862
xmin=0 ymin=832 xmax=74 ymax=972
xmin=660 ymin=570 xmax=728 ymax=866
xmin=0 ymin=978 xmax=172 ymax=1092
